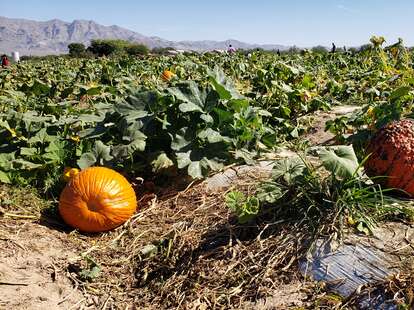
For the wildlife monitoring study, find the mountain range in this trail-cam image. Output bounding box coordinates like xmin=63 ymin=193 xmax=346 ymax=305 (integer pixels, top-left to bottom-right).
xmin=0 ymin=16 xmax=288 ymax=56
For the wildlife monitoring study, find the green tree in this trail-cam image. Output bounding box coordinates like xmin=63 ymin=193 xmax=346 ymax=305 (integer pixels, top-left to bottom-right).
xmin=311 ymin=45 xmax=328 ymax=54
xmin=68 ymin=43 xmax=86 ymax=57
xmin=125 ymin=43 xmax=149 ymax=56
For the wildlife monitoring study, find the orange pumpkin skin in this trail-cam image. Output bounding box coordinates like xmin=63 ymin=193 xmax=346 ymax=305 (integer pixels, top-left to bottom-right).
xmin=59 ymin=167 xmax=137 ymax=232
xmin=365 ymin=119 xmax=414 ymax=196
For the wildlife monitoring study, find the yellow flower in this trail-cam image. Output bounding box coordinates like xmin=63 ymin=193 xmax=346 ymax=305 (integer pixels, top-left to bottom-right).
xmin=367 ymin=107 xmax=374 ymax=117
xmin=87 ymin=81 xmax=99 ymax=88
xmin=347 ymin=216 xmax=356 ymax=226
xmin=161 ymin=70 xmax=175 ymax=81
xmin=300 ymin=90 xmax=314 ymax=102
xmin=63 ymin=167 xmax=80 ymax=182
xmin=69 ymin=135 xmax=80 ymax=143
xmin=7 ymin=128 xmax=17 ymax=137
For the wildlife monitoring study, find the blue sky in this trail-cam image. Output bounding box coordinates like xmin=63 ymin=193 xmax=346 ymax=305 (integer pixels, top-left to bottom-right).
xmin=2 ymin=0 xmax=413 ymax=47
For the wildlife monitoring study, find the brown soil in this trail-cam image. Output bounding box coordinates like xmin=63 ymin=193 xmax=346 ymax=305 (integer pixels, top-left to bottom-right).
xmin=302 ymin=105 xmax=361 ymax=145
xmin=0 ymin=222 xmax=84 ymax=310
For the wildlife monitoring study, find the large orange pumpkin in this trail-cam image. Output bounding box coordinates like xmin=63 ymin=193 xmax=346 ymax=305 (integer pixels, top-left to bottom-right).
xmin=59 ymin=167 xmax=137 ymax=232
xmin=365 ymin=119 xmax=414 ymax=196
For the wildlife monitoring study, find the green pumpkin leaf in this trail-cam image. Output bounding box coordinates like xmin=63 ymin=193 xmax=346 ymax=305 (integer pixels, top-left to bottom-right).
xmin=188 ymin=161 xmax=203 ymax=179
xmin=176 ymin=151 xmax=192 ymax=169
xmin=200 ymin=113 xmax=214 ymax=124
xmin=93 ymin=140 xmax=113 ymax=163
xmin=318 ymin=145 xmax=359 ymax=179
xmin=20 ymin=147 xmax=38 ymax=156
xmin=151 ymin=153 xmax=174 ymax=173
xmin=13 ymin=159 xmax=42 ymax=170
xmin=0 ymin=170 xmax=11 ymax=184
xmin=77 ymin=153 xmax=97 ymax=169
xmin=272 ymin=156 xmax=307 ymax=186
xmin=389 ymin=86 xmax=411 ymax=102
xmin=208 ymin=67 xmax=243 ymax=100
xmin=171 ymin=128 xmax=193 ymax=151
xmin=198 ymin=128 xmax=231 ymax=144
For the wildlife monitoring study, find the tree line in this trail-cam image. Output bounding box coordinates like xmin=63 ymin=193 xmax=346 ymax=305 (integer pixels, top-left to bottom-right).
xmin=68 ymin=39 xmax=156 ymax=57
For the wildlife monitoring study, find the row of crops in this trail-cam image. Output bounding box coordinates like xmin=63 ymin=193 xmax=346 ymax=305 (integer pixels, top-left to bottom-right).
xmin=0 ymin=37 xmax=413 ymax=194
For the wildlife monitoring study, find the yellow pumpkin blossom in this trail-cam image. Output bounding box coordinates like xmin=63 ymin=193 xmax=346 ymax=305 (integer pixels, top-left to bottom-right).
xmin=63 ymin=167 xmax=80 ymax=182
xmin=69 ymin=135 xmax=81 ymax=143
xmin=161 ymin=70 xmax=175 ymax=81
xmin=367 ymin=107 xmax=374 ymax=117
xmin=347 ymin=216 xmax=356 ymax=226
xmin=7 ymin=128 xmax=17 ymax=137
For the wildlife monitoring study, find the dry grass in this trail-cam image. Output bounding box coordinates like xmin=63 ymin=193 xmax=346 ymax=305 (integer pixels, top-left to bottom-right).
xmin=66 ymin=174 xmax=318 ymax=309
xmin=2 ymin=173 xmax=413 ymax=309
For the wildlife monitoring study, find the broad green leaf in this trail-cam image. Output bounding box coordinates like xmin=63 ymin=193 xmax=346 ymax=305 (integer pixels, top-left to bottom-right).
xmin=198 ymin=128 xmax=231 ymax=144
xmin=28 ymin=128 xmax=56 ymax=144
xmin=123 ymin=126 xmax=147 ymax=152
xmin=272 ymin=156 xmax=307 ymax=185
xmin=208 ymin=67 xmax=243 ymax=100
xmin=151 ymin=153 xmax=174 ymax=173
xmin=115 ymin=103 xmax=149 ymax=122
xmin=188 ymin=161 xmax=203 ymax=179
xmin=0 ymin=153 xmax=15 ymax=170
xmin=31 ymin=80 xmax=50 ymax=96
xmin=171 ymin=128 xmax=193 ymax=151
xmin=77 ymin=114 xmax=106 ymax=123
xmin=77 ymin=153 xmax=97 ymax=169
xmin=168 ymin=81 xmax=212 ymax=113
xmin=93 ymin=141 xmax=113 ymax=163
xmin=389 ymin=86 xmax=410 ymax=102
xmin=318 ymin=145 xmax=359 ymax=179
xmin=0 ymin=170 xmax=11 ymax=184
xmin=20 ymin=147 xmax=38 ymax=156
xmin=176 ymin=151 xmax=192 ymax=169
xmin=86 ymin=86 xmax=102 ymax=96
xmin=229 ymin=99 xmax=249 ymax=112
xmin=225 ymin=191 xmax=259 ymax=224
xmin=225 ymin=191 xmax=245 ymax=211
xmin=201 ymin=158 xmax=224 ymax=171
xmin=13 ymin=159 xmax=42 ymax=170
xmin=200 ymin=113 xmax=214 ymax=124
xmin=179 ymin=102 xmax=204 ymax=113
xmin=256 ymin=183 xmax=285 ymax=204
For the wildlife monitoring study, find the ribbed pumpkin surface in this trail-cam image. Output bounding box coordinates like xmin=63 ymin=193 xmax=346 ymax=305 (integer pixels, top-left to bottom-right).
xmin=365 ymin=119 xmax=414 ymax=196
xmin=59 ymin=167 xmax=137 ymax=232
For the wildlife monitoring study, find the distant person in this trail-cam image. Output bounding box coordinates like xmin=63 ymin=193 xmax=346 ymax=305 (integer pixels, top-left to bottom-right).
xmin=331 ymin=43 xmax=336 ymax=53
xmin=227 ymin=44 xmax=236 ymax=54
xmin=1 ymin=55 xmax=10 ymax=68
xmin=277 ymin=49 xmax=281 ymax=56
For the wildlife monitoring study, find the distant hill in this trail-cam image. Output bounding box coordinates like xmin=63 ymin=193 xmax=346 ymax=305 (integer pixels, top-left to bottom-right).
xmin=0 ymin=16 xmax=288 ymax=56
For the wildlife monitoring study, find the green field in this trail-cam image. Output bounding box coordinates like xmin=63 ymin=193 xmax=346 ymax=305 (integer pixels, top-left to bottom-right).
xmin=1 ymin=37 xmax=414 ymax=308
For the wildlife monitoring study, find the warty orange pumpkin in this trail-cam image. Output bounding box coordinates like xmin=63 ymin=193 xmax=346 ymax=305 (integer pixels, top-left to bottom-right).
xmin=59 ymin=167 xmax=137 ymax=232
xmin=365 ymin=118 xmax=414 ymax=196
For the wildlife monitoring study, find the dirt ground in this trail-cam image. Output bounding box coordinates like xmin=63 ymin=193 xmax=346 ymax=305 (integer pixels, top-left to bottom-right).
xmin=0 ymin=222 xmax=84 ymax=309
xmin=1 ymin=105 xmax=412 ymax=310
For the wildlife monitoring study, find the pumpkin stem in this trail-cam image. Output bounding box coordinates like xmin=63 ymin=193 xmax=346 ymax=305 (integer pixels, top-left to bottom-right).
xmin=63 ymin=167 xmax=80 ymax=182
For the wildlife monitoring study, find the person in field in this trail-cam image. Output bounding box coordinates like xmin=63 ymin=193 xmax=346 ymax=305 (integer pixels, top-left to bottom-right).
xmin=1 ymin=55 xmax=10 ymax=68
xmin=227 ymin=44 xmax=236 ymax=54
